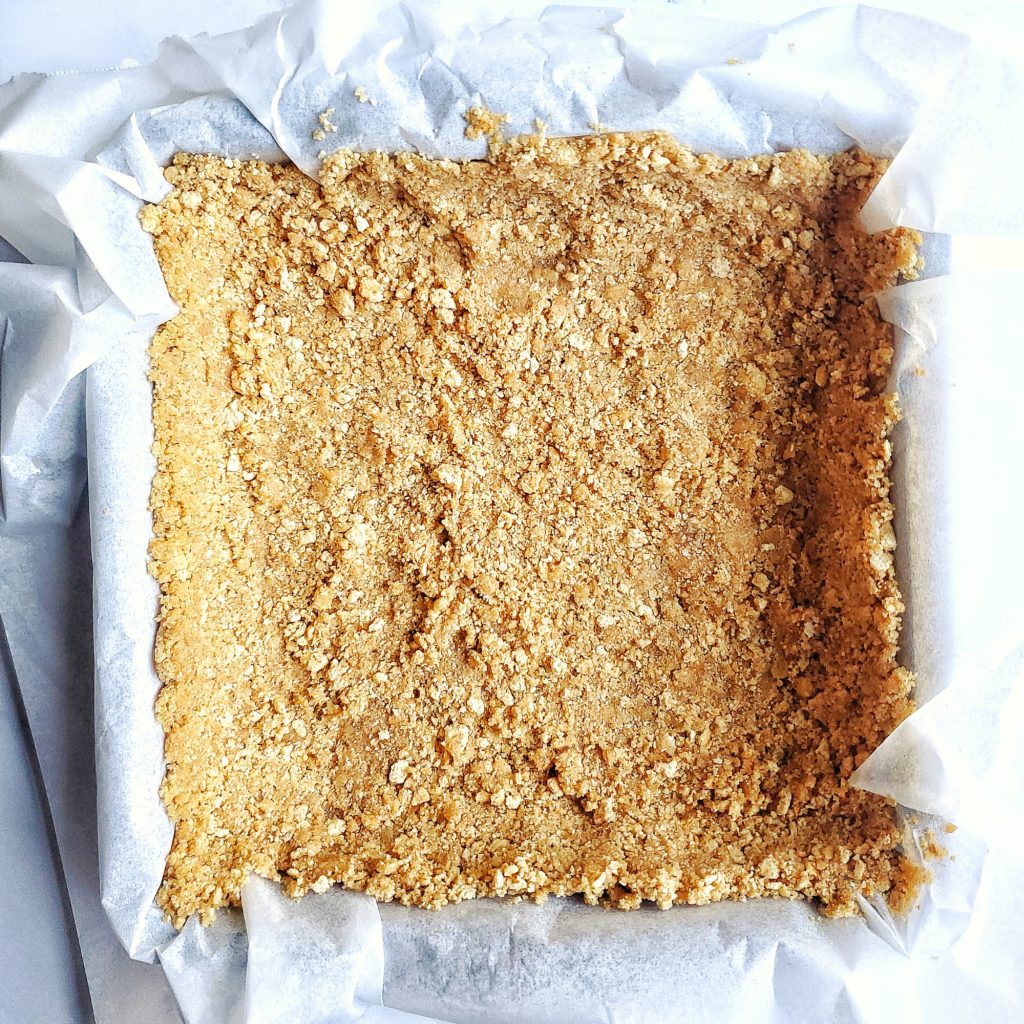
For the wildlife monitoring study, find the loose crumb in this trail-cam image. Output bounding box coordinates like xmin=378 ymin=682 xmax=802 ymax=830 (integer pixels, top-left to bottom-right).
xmin=464 ymin=106 xmax=508 ymax=147
xmin=313 ymin=108 xmax=340 ymax=142
xmin=318 ymin=108 xmax=338 ymax=134
xmin=921 ymin=829 xmax=948 ymax=862
xmin=143 ymin=131 xmax=920 ymax=927
xmin=354 ymin=86 xmax=376 ymax=106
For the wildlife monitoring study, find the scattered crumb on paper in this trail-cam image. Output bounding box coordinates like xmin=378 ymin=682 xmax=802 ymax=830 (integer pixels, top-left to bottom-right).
xmin=463 ymin=106 xmax=508 ymax=147
xmin=312 ymin=107 xmax=338 ymax=141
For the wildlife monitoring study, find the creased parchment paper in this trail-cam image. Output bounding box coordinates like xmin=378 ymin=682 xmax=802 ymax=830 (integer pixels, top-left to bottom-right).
xmin=2 ymin=2 xmax=1024 ymax=1021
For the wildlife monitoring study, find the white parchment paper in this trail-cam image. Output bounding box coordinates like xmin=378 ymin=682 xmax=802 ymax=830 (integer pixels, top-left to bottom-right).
xmin=3 ymin=2 xmax=1024 ymax=1021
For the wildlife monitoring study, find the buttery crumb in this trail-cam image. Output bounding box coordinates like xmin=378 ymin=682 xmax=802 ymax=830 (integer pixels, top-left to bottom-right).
xmin=464 ymin=106 xmax=508 ymax=147
xmin=144 ymin=132 xmax=920 ymax=928
xmin=921 ymin=829 xmax=948 ymax=862
xmin=315 ymin=108 xmax=338 ymax=140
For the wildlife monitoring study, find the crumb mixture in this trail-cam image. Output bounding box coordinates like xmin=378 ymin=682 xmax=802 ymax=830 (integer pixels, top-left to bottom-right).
xmin=143 ymin=131 xmax=922 ymax=928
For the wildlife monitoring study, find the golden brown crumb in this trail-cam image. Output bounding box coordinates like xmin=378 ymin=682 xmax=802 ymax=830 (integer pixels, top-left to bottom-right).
xmin=464 ymin=106 xmax=508 ymax=147
xmin=313 ymin=108 xmax=338 ymax=142
xmin=143 ymin=132 xmax=919 ymax=927
xmin=920 ymin=829 xmax=948 ymax=862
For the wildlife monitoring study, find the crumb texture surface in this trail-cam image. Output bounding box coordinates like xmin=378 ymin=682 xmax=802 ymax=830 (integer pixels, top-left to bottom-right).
xmin=144 ymin=133 xmax=920 ymax=927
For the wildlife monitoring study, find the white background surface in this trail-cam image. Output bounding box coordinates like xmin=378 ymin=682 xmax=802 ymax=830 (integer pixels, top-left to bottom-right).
xmin=1 ymin=2 xmax=1022 ymax=1023
xmin=0 ymin=0 xmax=286 ymax=83
xmin=3 ymin=0 xmax=1024 ymax=84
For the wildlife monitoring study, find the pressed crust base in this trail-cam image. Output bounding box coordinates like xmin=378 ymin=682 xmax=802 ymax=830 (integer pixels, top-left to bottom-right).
xmin=143 ymin=133 xmax=921 ymax=927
